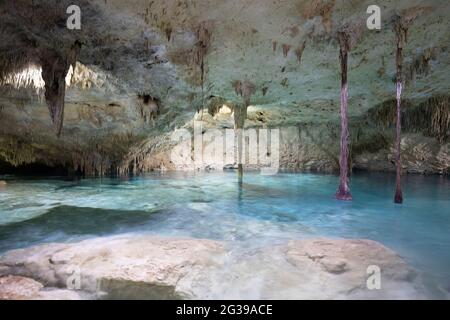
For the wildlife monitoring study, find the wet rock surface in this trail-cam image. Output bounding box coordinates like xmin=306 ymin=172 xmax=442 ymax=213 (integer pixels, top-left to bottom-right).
xmin=0 ymin=235 xmax=425 ymax=299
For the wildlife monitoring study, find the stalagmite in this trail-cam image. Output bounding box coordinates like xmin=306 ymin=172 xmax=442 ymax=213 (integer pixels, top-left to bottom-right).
xmin=335 ymin=30 xmax=352 ymax=201
xmin=393 ymin=15 xmax=409 ymax=204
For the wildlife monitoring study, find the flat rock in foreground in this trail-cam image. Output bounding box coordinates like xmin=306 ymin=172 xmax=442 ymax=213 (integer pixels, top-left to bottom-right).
xmin=0 ymin=236 xmax=226 ymax=299
xmin=0 ymin=236 xmax=425 ymax=299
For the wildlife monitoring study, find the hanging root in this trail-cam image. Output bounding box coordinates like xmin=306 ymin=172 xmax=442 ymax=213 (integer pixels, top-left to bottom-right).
xmin=193 ymin=21 xmax=212 ymax=67
xmin=192 ymin=21 xmax=213 ymax=117
xmin=232 ymin=79 xmax=256 ymax=179
xmin=233 ymin=104 xmax=247 ymax=130
xmin=393 ymin=14 xmax=409 ymax=83
xmin=334 ymin=26 xmax=352 ymax=201
xmin=392 ymin=14 xmax=412 ymax=204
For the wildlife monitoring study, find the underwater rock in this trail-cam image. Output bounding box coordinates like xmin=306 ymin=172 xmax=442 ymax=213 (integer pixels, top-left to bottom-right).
xmin=281 ymin=239 xmax=422 ymax=299
xmin=0 ymin=236 xmax=424 ymax=299
xmin=0 ymin=236 xmax=226 ymax=299
xmin=200 ymin=238 xmax=424 ymax=299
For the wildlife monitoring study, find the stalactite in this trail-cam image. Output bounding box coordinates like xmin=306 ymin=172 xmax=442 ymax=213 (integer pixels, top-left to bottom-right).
xmin=295 ymin=40 xmax=306 ymax=64
xmin=262 ymin=86 xmax=268 ymax=96
xmin=39 ymin=41 xmax=81 ymax=137
xmin=393 ymin=14 xmax=410 ymax=204
xmin=39 ymin=51 xmax=66 ymax=136
xmin=138 ymin=94 xmax=160 ymax=126
xmin=232 ymin=80 xmax=256 ymax=183
xmin=0 ymin=137 xmax=37 ymax=166
xmin=282 ymin=44 xmax=291 ymax=57
xmin=165 ymin=26 xmax=172 ymax=42
xmin=232 ymin=80 xmax=256 ymax=110
xmin=335 ymin=30 xmax=352 ymax=201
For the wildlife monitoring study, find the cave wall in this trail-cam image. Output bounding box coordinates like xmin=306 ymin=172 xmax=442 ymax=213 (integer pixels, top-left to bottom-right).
xmin=0 ymin=0 xmax=449 ymax=175
xmin=116 ymin=97 xmax=450 ymax=175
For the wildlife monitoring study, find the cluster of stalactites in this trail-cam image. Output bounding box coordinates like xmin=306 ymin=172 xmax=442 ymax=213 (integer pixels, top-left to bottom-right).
xmin=232 ymin=80 xmax=256 ymax=107
xmin=72 ymin=151 xmax=112 ymax=177
xmin=117 ymin=135 xmax=172 ymax=175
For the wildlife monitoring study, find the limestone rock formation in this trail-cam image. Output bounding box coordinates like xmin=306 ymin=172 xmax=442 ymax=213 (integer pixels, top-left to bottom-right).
xmin=0 ymin=236 xmax=425 ymax=299
xmin=281 ymin=239 xmax=421 ymax=299
xmin=0 ymin=236 xmax=226 ymax=299
xmin=0 ymin=0 xmax=448 ymax=175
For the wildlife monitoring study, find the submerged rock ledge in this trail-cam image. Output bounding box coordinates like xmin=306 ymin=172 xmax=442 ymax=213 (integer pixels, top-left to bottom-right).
xmin=0 ymin=235 xmax=425 ymax=299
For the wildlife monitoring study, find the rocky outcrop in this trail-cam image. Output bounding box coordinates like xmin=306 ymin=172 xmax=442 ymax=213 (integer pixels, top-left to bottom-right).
xmin=0 ymin=236 xmax=425 ymax=299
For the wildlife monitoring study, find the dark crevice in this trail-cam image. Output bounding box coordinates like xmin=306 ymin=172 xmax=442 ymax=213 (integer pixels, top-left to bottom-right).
xmin=0 ymin=158 xmax=69 ymax=176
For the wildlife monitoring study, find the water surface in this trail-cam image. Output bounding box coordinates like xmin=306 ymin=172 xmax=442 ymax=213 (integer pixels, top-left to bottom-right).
xmin=0 ymin=171 xmax=449 ymax=298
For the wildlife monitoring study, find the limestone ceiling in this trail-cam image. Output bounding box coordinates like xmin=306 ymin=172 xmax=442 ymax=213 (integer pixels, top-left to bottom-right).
xmin=0 ymin=0 xmax=449 ymax=132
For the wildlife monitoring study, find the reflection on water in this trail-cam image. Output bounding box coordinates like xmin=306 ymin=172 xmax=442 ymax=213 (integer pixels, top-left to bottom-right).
xmin=0 ymin=171 xmax=449 ymax=298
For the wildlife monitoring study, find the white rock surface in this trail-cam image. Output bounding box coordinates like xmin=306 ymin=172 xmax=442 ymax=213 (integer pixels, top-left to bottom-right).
xmin=0 ymin=275 xmax=85 ymax=300
xmin=0 ymin=235 xmax=425 ymax=299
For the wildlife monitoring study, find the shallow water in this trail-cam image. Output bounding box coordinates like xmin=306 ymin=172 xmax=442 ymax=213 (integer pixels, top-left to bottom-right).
xmin=0 ymin=171 xmax=449 ymax=298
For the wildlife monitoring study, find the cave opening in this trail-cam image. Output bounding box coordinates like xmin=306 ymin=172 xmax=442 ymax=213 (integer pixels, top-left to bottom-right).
xmin=0 ymin=159 xmax=70 ymax=177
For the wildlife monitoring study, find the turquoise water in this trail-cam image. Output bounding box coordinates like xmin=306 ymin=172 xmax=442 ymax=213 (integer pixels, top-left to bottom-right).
xmin=0 ymin=171 xmax=449 ymax=298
